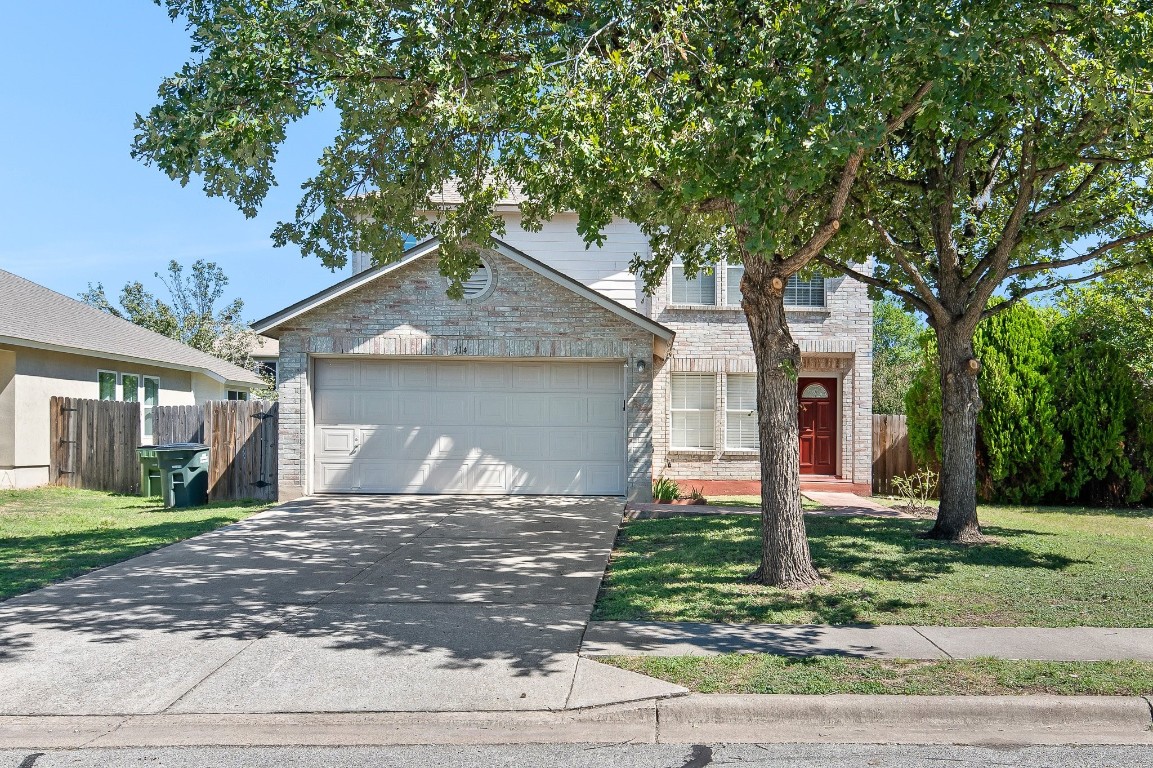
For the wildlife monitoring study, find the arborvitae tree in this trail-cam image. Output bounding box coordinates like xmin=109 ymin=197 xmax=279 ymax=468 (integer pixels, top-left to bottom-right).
xmin=1052 ymin=319 xmax=1153 ymax=505
xmin=970 ymin=304 xmax=1063 ymax=504
xmin=906 ymin=301 xmax=1063 ymax=504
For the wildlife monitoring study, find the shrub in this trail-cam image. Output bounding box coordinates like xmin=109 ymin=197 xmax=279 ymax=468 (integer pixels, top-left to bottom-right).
xmin=905 ymin=302 xmax=1063 ymax=504
xmin=1052 ymin=318 xmax=1153 ymax=505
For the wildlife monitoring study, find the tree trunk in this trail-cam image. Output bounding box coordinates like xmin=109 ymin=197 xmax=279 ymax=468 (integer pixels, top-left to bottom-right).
xmin=925 ymin=323 xmax=984 ymax=543
xmin=741 ymin=265 xmax=821 ymax=589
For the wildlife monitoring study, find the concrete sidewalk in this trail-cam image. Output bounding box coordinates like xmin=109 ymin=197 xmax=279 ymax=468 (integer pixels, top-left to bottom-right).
xmin=2 ymin=695 xmax=1151 ymax=748
xmin=581 ymin=622 xmax=1153 ymax=661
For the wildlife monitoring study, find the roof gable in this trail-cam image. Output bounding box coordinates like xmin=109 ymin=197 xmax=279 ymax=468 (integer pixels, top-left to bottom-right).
xmin=252 ymin=237 xmax=674 ymax=344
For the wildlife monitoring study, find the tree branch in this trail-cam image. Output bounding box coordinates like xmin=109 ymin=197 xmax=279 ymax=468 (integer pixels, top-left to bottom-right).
xmin=1005 ymin=229 xmax=1153 ymax=277
xmin=814 ymin=254 xmax=934 ymax=316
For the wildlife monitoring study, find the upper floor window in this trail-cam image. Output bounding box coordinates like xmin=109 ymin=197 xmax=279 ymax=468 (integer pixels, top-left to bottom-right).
xmin=724 ymin=266 xmax=826 ymax=308
xmin=670 ymin=258 xmax=717 ymax=305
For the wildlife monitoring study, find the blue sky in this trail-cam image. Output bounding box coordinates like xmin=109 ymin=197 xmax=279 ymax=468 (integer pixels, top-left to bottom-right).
xmin=0 ymin=2 xmax=347 ymax=321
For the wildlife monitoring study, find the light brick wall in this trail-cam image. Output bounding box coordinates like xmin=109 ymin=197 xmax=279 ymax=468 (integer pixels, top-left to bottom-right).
xmin=649 ymin=267 xmax=873 ymax=487
xmin=276 ymin=248 xmax=656 ymax=501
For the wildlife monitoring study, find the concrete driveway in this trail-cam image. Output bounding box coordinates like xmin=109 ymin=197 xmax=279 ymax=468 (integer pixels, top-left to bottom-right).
xmin=0 ymin=496 xmax=682 ymax=715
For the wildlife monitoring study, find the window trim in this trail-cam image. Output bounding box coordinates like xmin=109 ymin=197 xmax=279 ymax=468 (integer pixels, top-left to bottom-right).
xmin=120 ymin=372 xmax=141 ymax=404
xmin=724 ymin=373 xmax=760 ymax=451
xmin=227 ymin=390 xmax=250 ymax=401
xmin=97 ymin=369 xmax=118 ymax=401
xmin=669 ymin=372 xmax=717 ymax=451
xmin=142 ymin=375 xmax=160 ymax=439
xmin=668 ymin=258 xmax=718 ymax=307
xmin=722 ymin=266 xmax=829 ymax=309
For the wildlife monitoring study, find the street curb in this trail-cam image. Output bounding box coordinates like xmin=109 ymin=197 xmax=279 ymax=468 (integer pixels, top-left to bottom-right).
xmin=2 ymin=695 xmax=1152 ymax=748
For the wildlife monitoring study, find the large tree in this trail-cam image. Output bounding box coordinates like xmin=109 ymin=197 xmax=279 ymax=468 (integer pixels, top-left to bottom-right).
xmin=822 ymin=4 xmax=1153 ymax=541
xmin=82 ymin=259 xmax=259 ymax=369
xmin=872 ymin=296 xmax=924 ymax=415
xmin=134 ymin=1 xmax=1000 ymax=587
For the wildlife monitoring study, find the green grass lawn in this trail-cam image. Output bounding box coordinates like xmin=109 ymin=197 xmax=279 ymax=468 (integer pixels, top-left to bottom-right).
xmin=0 ymin=486 xmax=271 ymax=601
xmin=601 ymin=655 xmax=1153 ymax=696
xmin=593 ymin=505 xmax=1153 ymax=626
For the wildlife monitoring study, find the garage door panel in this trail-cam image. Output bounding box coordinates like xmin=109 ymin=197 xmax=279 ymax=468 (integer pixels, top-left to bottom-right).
xmin=318 ymin=427 xmax=356 ymax=455
xmin=313 ymin=359 xmax=625 ymax=495
xmin=315 ymin=460 xmax=359 ymax=491
xmin=587 ymin=429 xmax=624 ymax=461
xmin=589 ymin=395 xmax=623 ymax=426
xmin=358 ymin=393 xmax=394 ymax=424
xmin=397 ymin=361 xmax=434 ymax=388
xmin=512 ymin=395 xmax=547 ymax=424
xmin=315 ymin=360 xmax=355 ymax=389
xmin=512 ymin=363 xmax=547 ymax=389
xmin=431 ymin=396 xmax=470 ymax=425
xmin=549 ymin=396 xmax=586 ymax=426
xmin=586 ymin=364 xmax=623 ymax=392
xmin=435 ymin=362 xmax=471 ymax=389
xmin=474 ymin=393 xmax=509 ymax=425
xmin=315 ymin=392 xmax=355 ymax=425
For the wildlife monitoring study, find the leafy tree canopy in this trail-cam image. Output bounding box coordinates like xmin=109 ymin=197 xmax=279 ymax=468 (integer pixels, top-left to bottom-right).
xmin=81 ymin=260 xmax=259 ymax=370
xmin=872 ymin=296 xmax=924 ymax=414
xmin=1058 ymin=269 xmax=1153 ymax=385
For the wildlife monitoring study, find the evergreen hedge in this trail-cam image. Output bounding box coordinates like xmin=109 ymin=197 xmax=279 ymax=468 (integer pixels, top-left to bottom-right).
xmin=905 ymin=301 xmax=1153 ymax=506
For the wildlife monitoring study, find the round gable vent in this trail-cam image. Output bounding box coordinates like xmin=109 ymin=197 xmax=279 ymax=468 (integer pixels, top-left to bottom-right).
xmin=460 ymin=261 xmax=492 ymax=299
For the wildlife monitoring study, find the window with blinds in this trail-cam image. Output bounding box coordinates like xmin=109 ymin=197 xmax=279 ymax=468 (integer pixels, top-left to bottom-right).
xmin=723 ymin=267 xmax=825 ymax=308
xmin=670 ymin=372 xmax=716 ymax=449
xmin=726 ymin=374 xmax=759 ymax=450
xmin=670 ymin=259 xmax=717 ymax=305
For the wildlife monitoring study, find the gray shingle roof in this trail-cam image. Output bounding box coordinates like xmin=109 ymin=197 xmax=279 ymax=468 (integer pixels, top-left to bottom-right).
xmin=0 ymin=269 xmax=264 ymax=387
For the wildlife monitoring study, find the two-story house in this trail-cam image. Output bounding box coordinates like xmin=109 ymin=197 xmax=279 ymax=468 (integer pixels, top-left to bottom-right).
xmin=253 ymin=200 xmax=872 ymax=503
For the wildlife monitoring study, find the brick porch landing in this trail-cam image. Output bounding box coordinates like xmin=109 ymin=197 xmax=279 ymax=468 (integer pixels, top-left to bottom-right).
xmin=679 ymin=478 xmax=872 ymax=497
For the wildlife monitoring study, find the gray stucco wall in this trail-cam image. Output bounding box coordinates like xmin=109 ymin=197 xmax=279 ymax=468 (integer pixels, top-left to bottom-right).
xmin=0 ymin=344 xmax=198 ymax=488
xmin=649 ymin=269 xmax=874 ymax=486
xmin=274 ymin=247 xmax=657 ymax=502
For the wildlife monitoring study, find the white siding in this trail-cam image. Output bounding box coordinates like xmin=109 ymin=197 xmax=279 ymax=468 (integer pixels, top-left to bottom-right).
xmin=495 ymin=213 xmax=646 ymax=309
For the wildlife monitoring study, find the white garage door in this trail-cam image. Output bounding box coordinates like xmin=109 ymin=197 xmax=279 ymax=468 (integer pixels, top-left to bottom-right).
xmin=312 ymin=359 xmax=626 ymax=495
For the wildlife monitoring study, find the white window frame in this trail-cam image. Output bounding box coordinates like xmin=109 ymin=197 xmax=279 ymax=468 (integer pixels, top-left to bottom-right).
xmin=722 ymin=266 xmax=827 ymax=308
xmin=142 ymin=376 xmax=160 ymax=439
xmin=120 ymin=372 xmax=141 ymax=404
xmin=725 ymin=373 xmax=760 ymax=450
xmin=227 ymin=390 xmax=250 ymax=401
xmin=669 ymin=372 xmax=716 ymax=450
xmin=669 ymin=258 xmax=717 ymax=306
xmin=724 ymin=264 xmax=745 ymax=306
xmin=98 ymin=370 xmax=118 ymax=401
xmin=783 ymin=275 xmax=827 ymax=307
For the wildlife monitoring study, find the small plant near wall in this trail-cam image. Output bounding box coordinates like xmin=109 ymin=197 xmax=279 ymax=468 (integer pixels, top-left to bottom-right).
xmin=653 ymin=476 xmax=680 ymax=504
xmin=891 ymin=468 xmax=938 ymax=518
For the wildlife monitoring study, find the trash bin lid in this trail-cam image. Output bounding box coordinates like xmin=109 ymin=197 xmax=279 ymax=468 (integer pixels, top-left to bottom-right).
xmin=152 ymin=443 xmax=209 ymax=450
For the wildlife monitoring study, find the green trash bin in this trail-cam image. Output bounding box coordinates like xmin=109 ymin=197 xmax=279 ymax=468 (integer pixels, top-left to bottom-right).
xmin=136 ymin=443 xmax=210 ymax=508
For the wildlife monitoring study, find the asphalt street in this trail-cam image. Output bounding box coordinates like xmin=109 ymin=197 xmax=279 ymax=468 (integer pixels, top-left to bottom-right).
xmin=3 ymin=744 xmax=1153 ymax=768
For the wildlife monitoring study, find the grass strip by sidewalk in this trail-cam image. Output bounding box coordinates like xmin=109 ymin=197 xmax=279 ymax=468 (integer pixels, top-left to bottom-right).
xmin=0 ymin=486 xmax=271 ymax=600
xmin=594 ymin=506 xmax=1153 ymax=627
xmin=601 ymin=654 xmax=1153 ymax=696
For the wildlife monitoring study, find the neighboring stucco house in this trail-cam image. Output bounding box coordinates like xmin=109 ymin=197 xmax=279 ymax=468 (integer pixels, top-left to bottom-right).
xmin=254 ymin=205 xmax=873 ymax=503
xmin=0 ymin=269 xmax=265 ymax=489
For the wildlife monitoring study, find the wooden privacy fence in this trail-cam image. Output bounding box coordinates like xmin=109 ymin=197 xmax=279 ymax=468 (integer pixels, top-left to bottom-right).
xmin=154 ymin=400 xmax=278 ymax=501
xmin=872 ymin=413 xmax=916 ymax=495
xmin=49 ymin=397 xmax=277 ymax=501
xmin=50 ymin=397 xmax=141 ymax=494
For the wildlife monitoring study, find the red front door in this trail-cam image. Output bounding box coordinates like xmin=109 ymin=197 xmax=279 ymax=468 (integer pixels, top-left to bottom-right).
xmin=798 ymin=377 xmax=836 ymax=475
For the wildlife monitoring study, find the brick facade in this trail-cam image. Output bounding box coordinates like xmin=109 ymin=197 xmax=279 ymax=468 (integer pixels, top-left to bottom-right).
xmin=649 ymin=267 xmax=873 ymax=489
xmin=273 ymin=247 xmax=658 ymax=502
